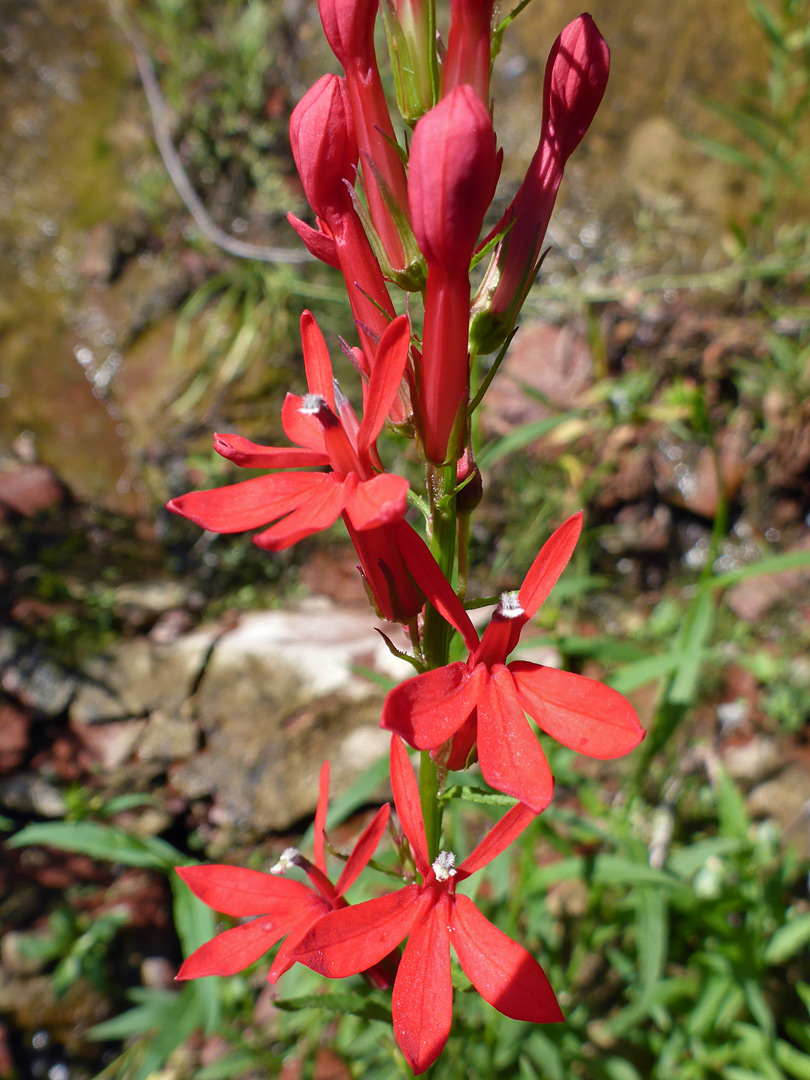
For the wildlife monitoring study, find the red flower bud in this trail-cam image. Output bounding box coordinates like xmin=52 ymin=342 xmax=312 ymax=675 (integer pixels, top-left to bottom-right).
xmin=442 ymin=0 xmax=496 ymax=105
xmin=408 ymin=86 xmax=499 ymax=461
xmin=470 ymin=15 xmax=609 ymax=354
xmin=289 ymin=74 xmax=357 ymax=222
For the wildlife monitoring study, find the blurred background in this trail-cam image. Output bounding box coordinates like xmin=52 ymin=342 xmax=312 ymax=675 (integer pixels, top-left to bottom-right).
xmin=1 ymin=0 xmax=809 ymax=1077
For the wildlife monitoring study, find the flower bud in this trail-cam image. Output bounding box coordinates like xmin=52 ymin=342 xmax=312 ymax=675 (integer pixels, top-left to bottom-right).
xmin=470 ymin=15 xmax=609 ymax=354
xmin=442 ymin=0 xmax=496 ymax=106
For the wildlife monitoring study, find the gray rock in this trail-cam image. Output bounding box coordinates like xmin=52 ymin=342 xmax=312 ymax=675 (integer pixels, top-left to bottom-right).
xmin=0 ymin=627 xmax=77 ymax=718
xmin=72 ymin=627 xmax=219 ymax=724
xmin=172 ymin=608 xmax=406 ymax=831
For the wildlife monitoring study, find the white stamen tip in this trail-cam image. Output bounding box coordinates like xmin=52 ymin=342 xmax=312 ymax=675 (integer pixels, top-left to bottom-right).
xmin=299 ymin=394 xmax=326 ymax=415
xmin=432 ymin=851 xmax=457 ymax=882
xmin=497 ymin=591 xmax=524 ymax=619
xmin=271 ymin=847 xmax=301 ymax=874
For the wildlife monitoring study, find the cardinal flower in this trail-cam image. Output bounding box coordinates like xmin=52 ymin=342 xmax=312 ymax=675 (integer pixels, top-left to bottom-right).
xmin=408 ymin=85 xmax=500 ymax=462
xmin=167 ymin=311 xmax=410 ymax=553
xmin=291 ymin=737 xmax=562 ymax=1075
xmin=381 ymin=512 xmax=645 ymax=811
xmin=175 ymin=761 xmax=390 ymax=984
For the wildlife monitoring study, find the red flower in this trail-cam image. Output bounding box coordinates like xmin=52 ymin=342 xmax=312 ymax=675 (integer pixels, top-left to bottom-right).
xmin=288 ymin=74 xmax=396 ymax=365
xmin=167 ymin=311 xmax=410 ymax=553
xmin=381 ymin=512 xmax=645 ymax=811
xmin=318 ymin=0 xmax=411 ymax=270
xmin=291 ymin=737 xmax=562 ymax=1075
xmin=408 ymin=85 xmax=500 ymax=462
xmin=176 ymin=761 xmax=390 ymax=984
xmin=470 ymin=15 xmax=610 ymax=354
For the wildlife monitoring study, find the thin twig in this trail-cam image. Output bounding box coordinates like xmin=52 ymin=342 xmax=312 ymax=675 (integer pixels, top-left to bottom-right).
xmin=111 ymin=1 xmax=312 ymax=265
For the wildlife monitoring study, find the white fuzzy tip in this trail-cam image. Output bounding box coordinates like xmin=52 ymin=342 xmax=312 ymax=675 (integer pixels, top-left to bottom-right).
xmin=299 ymin=394 xmax=326 ymax=415
xmin=432 ymin=850 xmax=457 ymax=882
xmin=497 ymin=591 xmax=524 ymax=619
xmin=270 ymin=847 xmax=301 ymax=874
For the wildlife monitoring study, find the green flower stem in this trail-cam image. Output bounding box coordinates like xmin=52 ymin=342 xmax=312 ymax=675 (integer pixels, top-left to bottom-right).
xmin=418 ymin=460 xmax=459 ymax=862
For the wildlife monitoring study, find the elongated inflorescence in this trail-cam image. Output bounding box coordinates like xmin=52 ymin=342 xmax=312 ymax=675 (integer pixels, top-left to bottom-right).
xmin=169 ymin=5 xmax=645 ymax=1075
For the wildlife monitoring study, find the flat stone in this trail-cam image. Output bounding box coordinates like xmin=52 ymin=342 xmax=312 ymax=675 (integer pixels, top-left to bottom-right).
xmin=172 ymin=608 xmax=407 ymax=832
xmin=137 ymin=710 xmax=199 ymax=763
xmin=73 ymin=626 xmax=219 ymax=722
xmin=0 ymin=628 xmax=77 ymax=717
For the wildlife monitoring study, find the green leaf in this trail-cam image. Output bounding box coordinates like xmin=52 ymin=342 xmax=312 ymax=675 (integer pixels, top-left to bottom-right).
xmin=196 ymin=1048 xmax=264 ymax=1079
xmin=743 ymin=978 xmax=775 ymax=1037
xmin=775 ymin=1039 xmax=810 ymax=1080
xmin=605 ymin=1059 xmax=644 ymax=1080
xmin=636 ymin=886 xmax=669 ymax=1002
xmin=764 ymin=913 xmax=810 ymax=965
xmin=713 ymin=549 xmax=810 ymax=588
xmin=8 ymin=821 xmax=186 ymax=870
xmin=275 ymin=991 xmax=392 ymax=1024
xmin=477 ymin=412 xmax=578 ymax=468
xmin=88 ymin=991 xmax=179 ymax=1040
xmin=667 ymin=586 xmax=714 ymax=706
xmin=714 ymin=764 xmax=750 ymax=840
xmin=442 ymin=785 xmax=518 ymax=807
xmin=609 ymin=652 xmax=680 ymax=694
xmin=171 ymin=876 xmax=221 ymax=1032
xmin=667 ymin=837 xmax=744 ymax=878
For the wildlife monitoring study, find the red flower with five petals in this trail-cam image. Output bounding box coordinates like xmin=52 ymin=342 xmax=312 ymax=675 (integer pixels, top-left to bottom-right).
xmin=176 ymin=761 xmax=390 ymax=985
xmin=167 ymin=311 xmax=410 ymax=552
xmin=381 ymin=512 xmax=645 ymax=811
xmin=291 ymin=737 xmax=562 ymax=1075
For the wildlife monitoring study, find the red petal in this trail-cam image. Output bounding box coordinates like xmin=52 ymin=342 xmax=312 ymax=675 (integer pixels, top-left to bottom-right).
xmin=381 ymin=663 xmax=486 ymax=751
xmin=300 ymin=310 xmax=336 ymax=409
xmin=313 ymin=761 xmax=330 ymax=875
xmin=457 ymin=801 xmax=537 ymax=880
xmin=281 ymin=394 xmax=328 ymax=454
xmin=286 ymin=212 xmax=340 ymax=269
xmin=396 ymin=527 xmax=479 ymax=652
xmin=253 ymin=473 xmax=347 ymax=550
xmin=176 ymin=916 xmax=293 ymax=979
xmin=167 ymin=472 xmax=319 ymax=534
xmin=213 ymin=432 xmax=328 ymax=470
xmin=451 ymin=895 xmax=563 ymax=1022
xmin=266 ymin=900 xmax=331 ymax=983
xmin=393 ymin=895 xmax=453 ymax=1075
xmin=356 ymin=314 xmax=411 ymax=458
xmin=343 ymin=472 xmax=409 ymax=531
xmin=335 ymin=803 xmax=390 ymax=897
xmin=517 ymin=512 xmax=582 ymax=620
xmin=476 ymin=665 xmax=554 ymax=814
xmin=389 ymin=736 xmax=429 ymax=877
xmin=510 ymin=661 xmax=645 ymax=759
xmin=176 ymin=865 xmax=314 ymax=916
xmin=291 ymin=885 xmax=420 ymax=977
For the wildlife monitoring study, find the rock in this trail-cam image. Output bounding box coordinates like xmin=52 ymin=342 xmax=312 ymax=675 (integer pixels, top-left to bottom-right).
xmin=653 ymin=431 xmax=748 ymax=519
xmin=0 ymin=464 xmax=66 ymax=519
xmin=137 ymin=710 xmax=199 ymax=763
xmin=0 ymin=701 xmax=30 ymax=773
xmin=172 ymin=608 xmax=406 ymax=832
xmin=72 ymin=627 xmax=219 ymax=723
xmin=747 ymin=762 xmax=810 ymax=856
xmin=480 ymin=320 xmax=593 ymax=444
xmin=0 ymin=774 xmax=66 ymax=817
xmin=112 ymin=579 xmax=190 ymax=631
xmin=727 ymin=535 xmax=810 ymax=621
xmin=0 ymin=627 xmax=78 ymax=717
xmin=71 ymin=717 xmax=147 ymax=769
xmin=720 ymin=735 xmax=786 ymax=786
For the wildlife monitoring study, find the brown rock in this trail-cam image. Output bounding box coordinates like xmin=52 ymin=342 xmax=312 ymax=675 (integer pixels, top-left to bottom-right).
xmin=0 ymin=701 xmax=30 ymax=773
xmin=0 ymin=464 xmax=66 ymax=519
xmin=481 ymin=320 xmax=593 ymax=441
xmin=747 ymin=762 xmax=810 ymax=856
xmin=727 ymin=535 xmax=810 ymax=621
